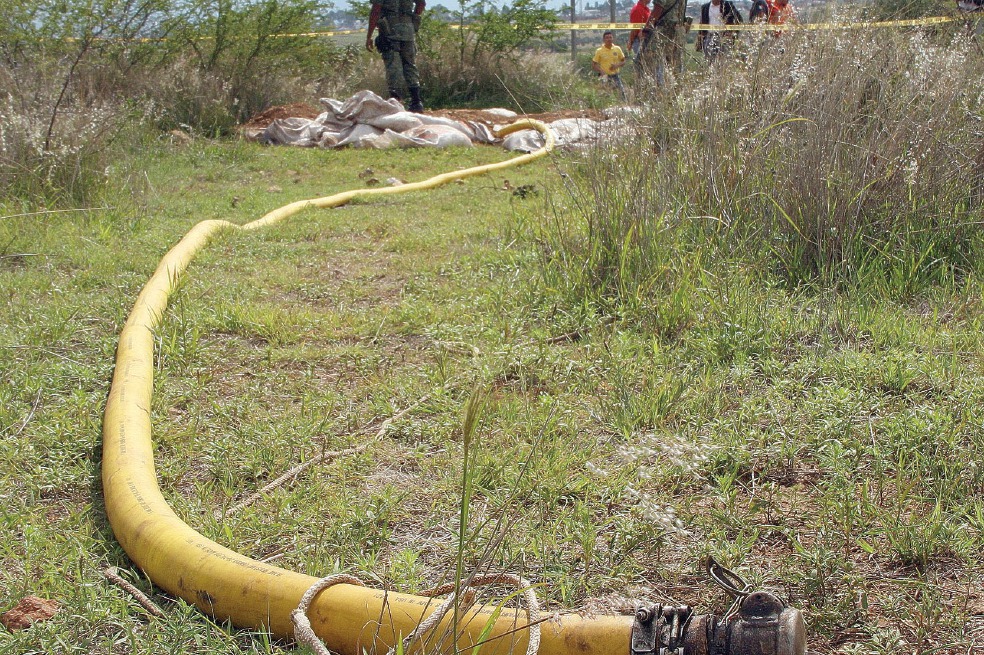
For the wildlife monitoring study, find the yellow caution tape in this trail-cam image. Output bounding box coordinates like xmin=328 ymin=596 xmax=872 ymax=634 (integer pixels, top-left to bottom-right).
xmin=268 ymin=14 xmax=961 ymax=39
xmin=553 ymin=15 xmax=961 ymax=30
xmin=270 ymin=29 xmax=365 ymax=37
xmin=554 ymin=22 xmax=644 ymax=29
xmin=66 ymin=13 xmax=967 ymax=44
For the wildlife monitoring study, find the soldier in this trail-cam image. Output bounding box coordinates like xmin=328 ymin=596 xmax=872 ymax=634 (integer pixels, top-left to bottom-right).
xmin=636 ymin=0 xmax=690 ymax=90
xmin=636 ymin=0 xmax=681 ymax=88
xmin=366 ymin=0 xmax=426 ymax=112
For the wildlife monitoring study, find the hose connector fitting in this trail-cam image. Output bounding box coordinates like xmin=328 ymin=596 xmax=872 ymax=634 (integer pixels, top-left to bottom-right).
xmin=686 ymin=590 xmax=806 ymax=655
xmin=630 ymin=559 xmax=806 ymax=655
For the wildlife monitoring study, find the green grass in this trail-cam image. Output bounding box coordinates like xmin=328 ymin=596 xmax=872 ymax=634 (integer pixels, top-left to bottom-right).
xmin=3 ymin=91 xmax=984 ymax=655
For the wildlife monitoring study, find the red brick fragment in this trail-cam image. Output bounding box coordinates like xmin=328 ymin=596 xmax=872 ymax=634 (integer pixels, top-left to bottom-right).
xmin=1 ymin=595 xmax=60 ymax=631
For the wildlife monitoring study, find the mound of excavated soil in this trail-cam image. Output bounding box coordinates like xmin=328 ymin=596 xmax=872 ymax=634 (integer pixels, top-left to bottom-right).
xmin=240 ymin=103 xmax=322 ymax=128
xmin=241 ymin=104 xmax=606 ymax=130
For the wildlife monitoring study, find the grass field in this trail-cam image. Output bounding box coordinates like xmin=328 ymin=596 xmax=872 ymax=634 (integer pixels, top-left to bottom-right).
xmin=0 ymin=23 xmax=984 ymax=655
xmin=2 ymin=67 xmax=984 ymax=654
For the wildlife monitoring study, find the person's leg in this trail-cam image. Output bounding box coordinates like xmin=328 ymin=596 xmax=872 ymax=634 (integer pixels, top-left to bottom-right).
xmin=400 ymin=40 xmax=423 ymax=112
xmin=407 ymin=86 xmax=424 ymax=113
xmin=705 ymin=34 xmax=720 ymax=64
xmin=379 ymin=40 xmax=404 ymax=101
xmin=612 ymin=73 xmax=627 ymax=101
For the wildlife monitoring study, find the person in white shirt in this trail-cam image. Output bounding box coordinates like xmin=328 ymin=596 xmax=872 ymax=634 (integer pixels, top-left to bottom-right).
xmin=696 ymin=0 xmax=743 ymax=63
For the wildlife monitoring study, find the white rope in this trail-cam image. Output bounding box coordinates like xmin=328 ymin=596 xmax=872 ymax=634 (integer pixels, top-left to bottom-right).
xmin=291 ymin=574 xmax=366 ymax=655
xmin=292 ymin=572 xmax=541 ymax=655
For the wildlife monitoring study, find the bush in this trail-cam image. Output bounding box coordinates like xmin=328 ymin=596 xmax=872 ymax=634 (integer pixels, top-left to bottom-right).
xmin=411 ymin=1 xmax=579 ymax=111
xmin=540 ymin=26 xmax=984 ymax=314
xmin=151 ymin=0 xmax=349 ymax=131
xmin=0 ymin=0 xmax=156 ymax=204
xmin=0 ymin=0 xmax=355 ymax=203
xmin=417 ymin=28 xmax=582 ymax=110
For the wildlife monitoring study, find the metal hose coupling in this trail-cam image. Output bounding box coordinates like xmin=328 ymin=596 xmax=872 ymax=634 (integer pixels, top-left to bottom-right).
xmin=630 ymin=558 xmax=806 ymax=655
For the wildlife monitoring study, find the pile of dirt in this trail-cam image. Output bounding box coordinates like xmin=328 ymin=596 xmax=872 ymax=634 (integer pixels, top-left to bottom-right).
xmin=240 ymin=103 xmax=322 ymax=129
xmin=241 ymin=104 xmax=606 ymax=130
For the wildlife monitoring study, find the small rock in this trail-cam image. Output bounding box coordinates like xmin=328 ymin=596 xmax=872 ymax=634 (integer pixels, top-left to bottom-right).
xmin=1 ymin=596 xmax=60 ymax=631
xmin=386 ymin=177 xmax=404 ymax=186
xmin=358 ymin=167 xmax=375 ymax=179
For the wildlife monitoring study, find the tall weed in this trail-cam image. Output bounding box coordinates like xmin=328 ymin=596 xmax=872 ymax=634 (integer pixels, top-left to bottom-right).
xmin=538 ymin=133 xmax=702 ymax=335
xmin=0 ymin=55 xmax=143 ymax=206
xmin=542 ymin=26 xmax=984 ymax=314
xmin=415 ymin=21 xmax=583 ymax=111
xmin=699 ymin=29 xmax=984 ymax=291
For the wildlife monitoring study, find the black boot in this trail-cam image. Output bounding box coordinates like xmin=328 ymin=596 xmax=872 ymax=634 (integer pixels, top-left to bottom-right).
xmin=408 ymin=87 xmax=424 ymax=113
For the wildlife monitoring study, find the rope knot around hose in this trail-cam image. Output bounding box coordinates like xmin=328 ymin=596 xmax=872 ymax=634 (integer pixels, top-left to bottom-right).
xmin=292 ymin=572 xmax=542 ymax=655
xmin=291 ymin=574 xmax=367 ymax=655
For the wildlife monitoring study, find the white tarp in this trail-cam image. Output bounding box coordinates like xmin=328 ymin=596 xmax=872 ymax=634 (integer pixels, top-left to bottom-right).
xmin=500 ymin=107 xmax=644 ymax=153
xmin=254 ymin=90 xmax=613 ymax=151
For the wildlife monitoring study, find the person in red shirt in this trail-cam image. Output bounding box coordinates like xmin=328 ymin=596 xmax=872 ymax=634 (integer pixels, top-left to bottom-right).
xmin=767 ymin=0 xmax=793 ymax=35
xmin=627 ymin=0 xmax=652 ymax=56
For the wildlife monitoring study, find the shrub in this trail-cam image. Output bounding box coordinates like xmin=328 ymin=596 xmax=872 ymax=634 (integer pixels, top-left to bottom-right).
xmin=417 ymin=30 xmax=583 ymax=111
xmin=411 ymin=1 xmax=577 ymax=111
xmin=0 ymin=0 xmax=156 ymax=204
xmin=147 ymin=0 xmax=349 ymax=132
xmin=0 ymin=0 xmax=354 ymax=202
xmin=540 ymin=26 xmax=984 ymax=315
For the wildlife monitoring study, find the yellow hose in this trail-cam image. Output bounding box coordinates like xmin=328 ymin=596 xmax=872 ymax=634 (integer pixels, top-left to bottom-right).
xmin=102 ymin=120 xmax=633 ymax=654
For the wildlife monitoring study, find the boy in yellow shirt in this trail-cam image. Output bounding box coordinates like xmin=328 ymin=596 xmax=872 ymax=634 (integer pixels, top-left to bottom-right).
xmin=592 ymin=31 xmax=626 ymax=100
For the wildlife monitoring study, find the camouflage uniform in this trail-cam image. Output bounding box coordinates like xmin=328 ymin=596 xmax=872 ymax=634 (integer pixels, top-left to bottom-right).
xmin=636 ymin=0 xmax=689 ymax=89
xmin=371 ymin=0 xmax=424 ymax=110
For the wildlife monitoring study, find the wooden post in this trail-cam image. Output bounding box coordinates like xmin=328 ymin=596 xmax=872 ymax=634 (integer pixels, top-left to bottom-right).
xmin=610 ymin=0 xmax=616 ymax=23
xmin=570 ymin=0 xmax=577 ymax=61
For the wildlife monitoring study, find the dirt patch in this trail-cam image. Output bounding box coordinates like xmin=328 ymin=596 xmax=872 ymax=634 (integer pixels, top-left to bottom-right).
xmin=1 ymin=596 xmax=60 ymax=631
xmin=241 ymin=103 xmax=606 ymax=130
xmin=240 ymin=102 xmax=322 ymax=129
